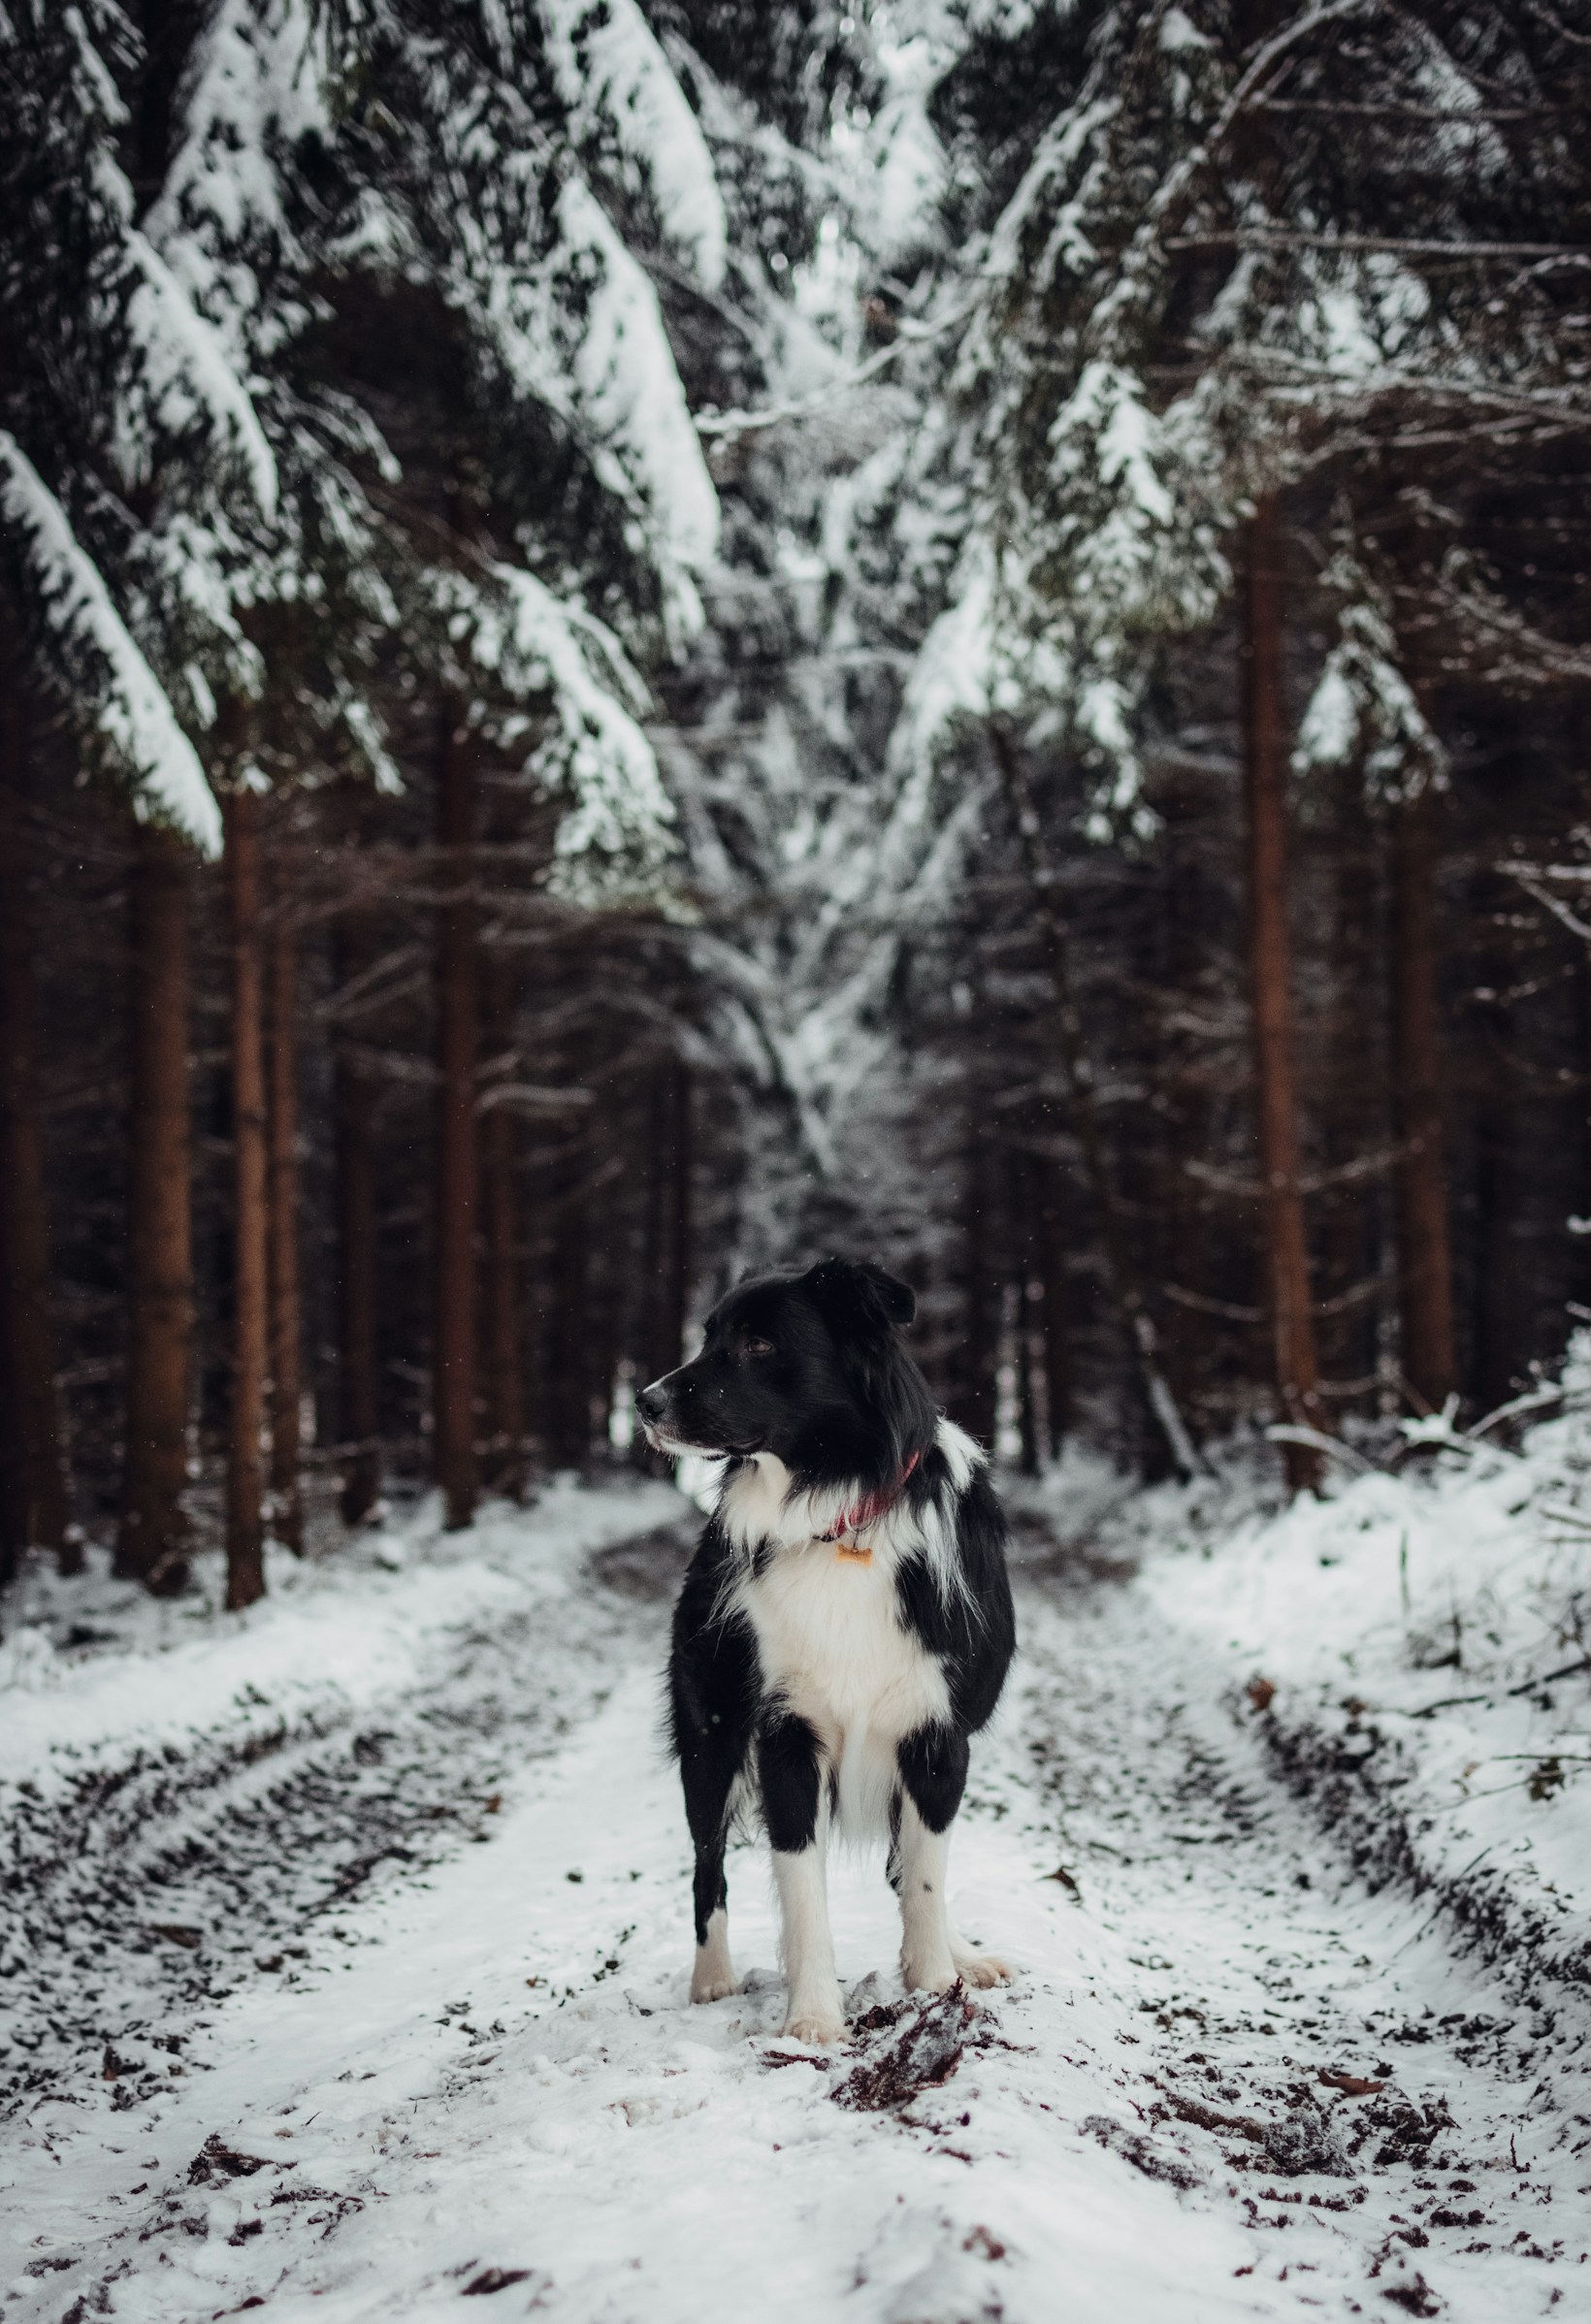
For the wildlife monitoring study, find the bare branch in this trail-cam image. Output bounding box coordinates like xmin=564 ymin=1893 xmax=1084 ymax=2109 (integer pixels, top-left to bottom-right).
xmin=1165 ymin=231 xmax=1591 ymax=261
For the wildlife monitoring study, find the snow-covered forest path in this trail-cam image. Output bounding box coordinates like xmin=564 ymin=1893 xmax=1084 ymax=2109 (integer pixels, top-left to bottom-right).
xmin=5 ymin=1498 xmax=1587 ymax=2324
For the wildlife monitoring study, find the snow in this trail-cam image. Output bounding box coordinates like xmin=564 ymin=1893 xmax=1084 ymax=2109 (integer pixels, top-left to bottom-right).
xmin=118 ymin=232 xmax=278 ymax=516
xmin=1064 ymin=360 xmax=1173 ymax=530
xmin=5 ymin=1460 xmax=1591 ymax=2319
xmin=146 ymin=0 xmax=328 ymax=365
xmin=537 ymin=0 xmax=728 ymax=291
xmin=436 ymin=563 xmax=676 ymax=899
xmin=1293 ymin=561 xmax=1445 ymax=801
xmin=0 ymin=433 xmax=221 ymax=855
xmin=0 ymin=1478 xmax=681 ymax=1805
xmin=862 ymin=31 xmax=952 ymax=265
xmin=472 ymin=169 xmax=719 ymax=639
xmin=1134 ymin=1357 xmax=1591 ymax=1939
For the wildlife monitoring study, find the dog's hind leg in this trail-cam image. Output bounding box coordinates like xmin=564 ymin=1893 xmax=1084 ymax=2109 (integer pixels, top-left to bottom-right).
xmin=761 ymin=1712 xmax=844 ymax=2044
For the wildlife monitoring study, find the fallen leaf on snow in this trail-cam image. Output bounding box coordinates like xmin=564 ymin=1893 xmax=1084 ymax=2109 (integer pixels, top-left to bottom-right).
xmin=831 ymin=1985 xmax=975 ymax=2112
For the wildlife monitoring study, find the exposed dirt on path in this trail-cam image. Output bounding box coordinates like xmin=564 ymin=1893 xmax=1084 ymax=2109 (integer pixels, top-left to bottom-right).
xmin=3 ymin=1505 xmax=1587 ymax=2323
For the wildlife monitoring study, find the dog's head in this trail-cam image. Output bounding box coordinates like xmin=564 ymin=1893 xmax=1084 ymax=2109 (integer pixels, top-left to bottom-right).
xmin=634 ymin=1257 xmax=936 ymax=1487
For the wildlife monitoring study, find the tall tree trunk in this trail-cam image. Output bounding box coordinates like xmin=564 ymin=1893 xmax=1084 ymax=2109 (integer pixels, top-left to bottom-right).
xmin=1388 ymin=779 xmax=1457 ymax=1411
xmin=1007 ymin=1146 xmax=1041 ymax=1474
xmin=480 ymin=950 xmax=525 ymax=1498
xmin=545 ymin=1129 xmax=591 ymax=1469
xmin=956 ymin=1128 xmax=999 ymax=1446
xmin=636 ymin=1063 xmax=670 ymax=1406
xmin=1243 ymin=496 xmax=1325 ymax=1492
xmin=335 ymin=917 xmax=381 ymax=1526
xmin=989 ymin=726 xmax=1201 ymax=1480
xmin=1316 ymin=804 xmax=1380 ymax=1404
xmin=117 ymin=823 xmax=193 ymax=1591
xmin=1032 ymin=1146 xmax=1072 ymax=1459
xmin=1474 ymin=993 xmax=1520 ymax=1415
xmin=633 ymin=1058 xmax=685 ymax=1468
xmin=0 ymin=723 xmax=74 ymax=1577
xmin=665 ymin=1060 xmax=693 ymax=1377
xmin=434 ymin=710 xmax=478 ymax=1529
xmin=266 ymin=901 xmax=304 ymax=1552
xmin=225 ymin=789 xmax=268 ymax=1607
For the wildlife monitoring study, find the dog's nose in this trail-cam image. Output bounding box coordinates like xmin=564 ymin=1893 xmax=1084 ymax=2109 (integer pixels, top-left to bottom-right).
xmin=634 ymin=1381 xmax=668 ymax=1425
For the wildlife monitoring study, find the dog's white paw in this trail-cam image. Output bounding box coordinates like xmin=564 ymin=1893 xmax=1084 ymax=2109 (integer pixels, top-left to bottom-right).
xmin=691 ymin=1967 xmax=739 ymax=2003
xmin=783 ymin=2007 xmax=845 ymax=2045
xmin=953 ymin=1952 xmax=1012 ymax=1989
xmin=900 ymin=1958 xmax=959 ymax=1996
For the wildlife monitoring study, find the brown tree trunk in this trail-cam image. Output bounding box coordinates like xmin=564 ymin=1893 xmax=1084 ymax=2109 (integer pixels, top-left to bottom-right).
xmin=1007 ymin=1146 xmax=1040 ymax=1474
xmin=266 ymin=902 xmax=304 ymax=1552
xmin=989 ymin=726 xmax=1201 ymax=1480
xmin=636 ymin=1064 xmax=670 ymax=1404
xmin=434 ymin=711 xmax=478 ymax=1529
xmin=1243 ymin=497 xmax=1324 ymax=1491
xmin=335 ymin=917 xmax=381 ymax=1526
xmin=1474 ymin=993 xmax=1520 ymax=1414
xmin=480 ymin=951 xmax=525 ymax=1499
xmin=1032 ymin=1147 xmax=1072 ymax=1459
xmin=633 ymin=1060 xmax=681 ymax=1468
xmin=956 ymin=1129 xmax=999 ymax=1446
xmin=225 ymin=789 xmax=268 ymax=1606
xmin=1315 ymin=805 xmax=1380 ymax=1404
xmin=1389 ymin=780 xmax=1457 ymax=1411
xmin=0 ymin=731 xmax=74 ymax=1576
xmin=545 ymin=1129 xmax=591 ymax=1469
xmin=665 ymin=1060 xmax=693 ymax=1377
xmin=117 ymin=823 xmax=193 ymax=1591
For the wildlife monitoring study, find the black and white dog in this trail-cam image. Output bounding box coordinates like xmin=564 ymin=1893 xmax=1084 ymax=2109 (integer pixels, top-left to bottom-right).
xmin=636 ymin=1257 xmax=1016 ymax=2045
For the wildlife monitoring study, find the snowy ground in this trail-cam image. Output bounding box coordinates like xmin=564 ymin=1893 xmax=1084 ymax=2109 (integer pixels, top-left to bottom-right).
xmin=4 ymin=1463 xmax=1590 ymax=2324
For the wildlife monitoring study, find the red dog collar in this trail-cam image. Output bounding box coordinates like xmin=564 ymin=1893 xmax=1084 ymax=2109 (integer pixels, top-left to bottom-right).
xmin=818 ymin=1449 xmax=922 ymax=1543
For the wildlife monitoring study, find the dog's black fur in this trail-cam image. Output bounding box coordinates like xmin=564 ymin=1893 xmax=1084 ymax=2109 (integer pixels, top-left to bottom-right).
xmin=638 ymin=1257 xmax=1016 ymax=2035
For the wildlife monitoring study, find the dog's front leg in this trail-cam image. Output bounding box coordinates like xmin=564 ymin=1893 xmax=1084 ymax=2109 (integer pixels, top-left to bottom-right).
xmin=895 ymin=1724 xmax=1012 ymax=1991
xmin=760 ymin=1711 xmax=844 ymax=2043
xmin=895 ymin=1792 xmax=958 ymax=1993
xmin=896 ymin=1723 xmax=970 ymax=1994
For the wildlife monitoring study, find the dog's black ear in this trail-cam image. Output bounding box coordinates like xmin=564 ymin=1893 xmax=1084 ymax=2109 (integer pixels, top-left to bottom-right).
xmin=856 ymin=1260 xmax=915 ymax=1326
xmin=802 ymin=1256 xmax=916 ymax=1338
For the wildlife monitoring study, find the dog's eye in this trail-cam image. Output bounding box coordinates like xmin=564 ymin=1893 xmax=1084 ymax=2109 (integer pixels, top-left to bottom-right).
xmin=742 ymin=1337 xmax=775 ymax=1360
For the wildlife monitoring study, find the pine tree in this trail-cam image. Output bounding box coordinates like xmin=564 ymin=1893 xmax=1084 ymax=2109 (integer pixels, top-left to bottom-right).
xmin=224 ymin=784 xmax=269 ymax=1608
xmin=0 ymin=682 xmax=74 ymax=1574
xmin=266 ymin=886 xmax=304 ymax=1555
xmin=117 ymin=822 xmax=195 ymax=1589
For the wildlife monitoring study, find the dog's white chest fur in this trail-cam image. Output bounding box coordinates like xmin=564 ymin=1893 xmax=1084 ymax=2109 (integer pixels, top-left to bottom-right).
xmin=738 ymin=1540 xmax=949 ymax=1760
xmin=720 ymin=1451 xmax=955 ymax=1833
xmin=714 ymin=1429 xmax=985 ymax=1830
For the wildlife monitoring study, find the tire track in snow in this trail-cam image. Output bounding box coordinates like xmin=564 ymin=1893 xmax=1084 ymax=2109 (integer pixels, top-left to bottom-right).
xmin=4 ymin=1528 xmax=1589 ymax=2322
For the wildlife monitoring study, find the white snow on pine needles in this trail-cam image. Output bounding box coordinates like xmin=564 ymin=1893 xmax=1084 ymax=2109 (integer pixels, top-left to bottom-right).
xmin=537 ymin=0 xmax=729 ymax=294
xmin=116 ymin=233 xmax=278 ymax=516
xmin=0 ymin=435 xmax=221 ymax=855
xmin=437 ymin=563 xmax=676 ymax=900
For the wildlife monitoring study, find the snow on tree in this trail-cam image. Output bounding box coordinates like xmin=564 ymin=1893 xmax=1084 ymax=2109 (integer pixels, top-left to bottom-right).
xmin=0 ymin=434 xmax=220 ymax=852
